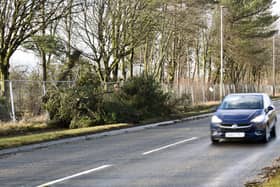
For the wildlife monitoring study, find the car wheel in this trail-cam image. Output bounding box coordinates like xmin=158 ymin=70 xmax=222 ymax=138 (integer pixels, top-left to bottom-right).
xmin=211 ymin=137 xmax=219 ymax=144
xmin=261 ymin=125 xmax=270 ymax=143
xmin=271 ymin=125 xmax=276 ymax=138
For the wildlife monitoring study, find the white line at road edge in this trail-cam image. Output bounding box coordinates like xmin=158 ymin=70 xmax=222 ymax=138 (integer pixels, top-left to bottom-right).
xmin=142 ymin=137 xmax=198 ymax=155
xmin=36 ymin=164 xmax=112 ymax=187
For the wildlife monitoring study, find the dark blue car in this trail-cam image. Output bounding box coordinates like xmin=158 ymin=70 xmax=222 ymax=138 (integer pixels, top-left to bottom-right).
xmin=210 ymin=93 xmax=277 ymax=144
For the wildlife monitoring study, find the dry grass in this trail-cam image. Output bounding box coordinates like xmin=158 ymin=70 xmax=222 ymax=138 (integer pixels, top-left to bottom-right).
xmin=0 ymin=123 xmax=130 ymax=149
xmin=0 ymin=114 xmax=130 ymax=150
xmin=0 ymin=104 xmax=215 ymax=150
xmin=262 ymin=174 xmax=280 ymax=187
xmin=245 ymin=157 xmax=280 ymax=187
xmin=0 ymin=121 xmax=47 ymax=130
xmin=196 ymin=101 xmax=220 ymax=106
xmin=0 ymin=114 xmax=49 ymax=137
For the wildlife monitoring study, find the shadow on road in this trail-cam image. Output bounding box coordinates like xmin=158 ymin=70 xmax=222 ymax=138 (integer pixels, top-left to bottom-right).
xmin=210 ymin=137 xmax=278 ymax=148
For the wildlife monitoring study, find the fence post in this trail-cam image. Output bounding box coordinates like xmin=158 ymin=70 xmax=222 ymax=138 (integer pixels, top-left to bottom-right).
xmin=9 ymin=81 xmax=16 ymax=122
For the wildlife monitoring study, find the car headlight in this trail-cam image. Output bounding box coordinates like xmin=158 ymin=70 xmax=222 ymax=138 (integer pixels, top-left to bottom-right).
xmin=211 ymin=115 xmax=222 ymax=124
xmin=251 ymin=114 xmax=266 ymax=123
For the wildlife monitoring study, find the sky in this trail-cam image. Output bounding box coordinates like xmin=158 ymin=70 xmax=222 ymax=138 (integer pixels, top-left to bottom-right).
xmin=10 ymin=0 xmax=280 ymax=69
xmin=10 ymin=49 xmax=39 ymax=69
xmin=273 ymin=0 xmax=280 ymax=15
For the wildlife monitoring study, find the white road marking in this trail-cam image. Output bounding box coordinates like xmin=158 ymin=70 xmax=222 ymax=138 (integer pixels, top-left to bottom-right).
xmin=142 ymin=137 xmax=198 ymax=155
xmin=37 ymin=164 xmax=112 ymax=187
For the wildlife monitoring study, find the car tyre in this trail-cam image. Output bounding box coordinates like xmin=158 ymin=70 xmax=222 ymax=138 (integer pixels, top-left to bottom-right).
xmin=261 ymin=125 xmax=270 ymax=143
xmin=211 ymin=137 xmax=219 ymax=144
xmin=271 ymin=125 xmax=276 ymax=138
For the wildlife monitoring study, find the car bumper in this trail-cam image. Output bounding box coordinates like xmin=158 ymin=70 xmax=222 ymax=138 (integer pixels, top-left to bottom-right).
xmin=210 ymin=123 xmax=266 ymax=141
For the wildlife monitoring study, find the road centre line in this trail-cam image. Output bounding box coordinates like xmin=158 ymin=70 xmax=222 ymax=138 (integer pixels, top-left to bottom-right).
xmin=142 ymin=137 xmax=198 ymax=155
xmin=36 ymin=164 xmax=112 ymax=187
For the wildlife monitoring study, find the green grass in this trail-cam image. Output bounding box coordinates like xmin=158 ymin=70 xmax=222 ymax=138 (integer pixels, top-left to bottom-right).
xmin=0 ymin=103 xmax=217 ymax=150
xmin=0 ymin=123 xmax=130 ymax=149
xmin=139 ymin=104 xmax=216 ymax=125
xmin=262 ymin=173 xmax=280 ymax=187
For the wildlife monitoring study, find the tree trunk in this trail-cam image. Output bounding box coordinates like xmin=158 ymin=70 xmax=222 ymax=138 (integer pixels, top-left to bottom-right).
xmin=208 ymin=56 xmax=212 ymax=83
xmin=130 ymin=48 xmax=134 ymax=78
xmin=41 ymin=0 xmax=47 ymax=82
xmin=57 ymin=50 xmax=81 ymax=84
xmin=103 ymin=67 xmax=111 ymax=90
xmin=196 ymin=39 xmax=200 ymax=81
xmin=0 ymin=58 xmax=9 ymax=96
xmin=113 ymin=63 xmax=118 ymax=81
xmin=144 ymin=39 xmax=149 ymax=77
xmin=122 ymin=58 xmax=127 ymax=80
xmin=41 ymin=50 xmax=47 ymax=82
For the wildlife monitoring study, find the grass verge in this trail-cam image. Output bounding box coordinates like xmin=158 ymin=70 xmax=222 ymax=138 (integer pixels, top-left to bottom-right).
xmin=245 ymin=157 xmax=280 ymax=187
xmin=0 ymin=103 xmax=217 ymax=150
xmin=139 ymin=103 xmax=217 ymax=125
xmin=0 ymin=124 xmax=130 ymax=150
xmin=262 ymin=174 xmax=280 ymax=187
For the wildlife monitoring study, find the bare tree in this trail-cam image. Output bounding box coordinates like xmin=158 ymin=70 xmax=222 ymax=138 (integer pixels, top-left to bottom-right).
xmin=0 ymin=0 xmax=72 ymax=95
xmin=76 ymin=0 xmax=155 ymax=85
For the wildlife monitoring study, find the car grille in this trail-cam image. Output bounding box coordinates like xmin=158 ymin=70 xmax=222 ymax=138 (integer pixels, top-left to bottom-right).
xmin=219 ymin=123 xmax=252 ymax=129
xmin=221 ymin=123 xmax=250 ymax=127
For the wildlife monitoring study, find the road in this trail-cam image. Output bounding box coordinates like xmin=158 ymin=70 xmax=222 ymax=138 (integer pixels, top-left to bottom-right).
xmin=1 ymin=104 xmax=280 ymax=187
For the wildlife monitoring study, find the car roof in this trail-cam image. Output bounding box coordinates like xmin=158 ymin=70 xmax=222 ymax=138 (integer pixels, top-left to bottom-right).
xmin=226 ymin=93 xmax=267 ymax=97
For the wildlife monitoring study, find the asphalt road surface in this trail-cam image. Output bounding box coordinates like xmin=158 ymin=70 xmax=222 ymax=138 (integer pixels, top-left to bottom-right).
xmin=2 ymin=102 xmax=280 ymax=187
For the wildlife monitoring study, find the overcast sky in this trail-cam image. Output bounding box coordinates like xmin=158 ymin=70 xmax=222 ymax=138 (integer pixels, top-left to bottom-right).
xmin=10 ymin=1 xmax=280 ymax=69
xmin=273 ymin=0 xmax=280 ymax=14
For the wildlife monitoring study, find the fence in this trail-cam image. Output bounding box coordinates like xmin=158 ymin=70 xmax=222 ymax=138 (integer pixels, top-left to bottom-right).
xmin=166 ymin=80 xmax=280 ymax=105
xmin=4 ymin=80 xmax=75 ymax=122
xmin=1 ymin=79 xmax=280 ymax=122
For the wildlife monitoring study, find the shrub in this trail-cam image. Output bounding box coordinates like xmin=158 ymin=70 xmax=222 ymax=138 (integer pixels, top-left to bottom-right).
xmin=70 ymin=116 xmax=95 ymax=129
xmin=115 ymin=76 xmax=170 ymax=120
xmin=45 ymin=74 xmax=170 ymax=128
xmin=44 ymin=72 xmax=103 ymax=128
xmin=168 ymin=93 xmax=192 ymax=112
xmin=102 ymin=94 xmax=139 ymax=123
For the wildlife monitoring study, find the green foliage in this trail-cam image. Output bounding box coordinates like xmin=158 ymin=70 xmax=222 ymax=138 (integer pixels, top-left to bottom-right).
xmin=102 ymin=94 xmax=139 ymax=123
xmin=44 ymin=70 xmax=103 ymax=128
xmin=216 ymin=0 xmax=279 ymax=85
xmin=45 ymin=74 xmax=170 ymax=128
xmin=70 ymin=116 xmax=95 ymax=129
xmin=168 ymin=93 xmax=192 ymax=111
xmin=116 ymin=76 xmax=170 ymax=120
xmin=101 ymin=76 xmax=170 ymax=123
xmin=44 ymin=89 xmax=71 ymax=128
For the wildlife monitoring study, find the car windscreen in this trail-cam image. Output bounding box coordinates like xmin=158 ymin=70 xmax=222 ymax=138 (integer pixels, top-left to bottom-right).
xmin=219 ymin=95 xmax=263 ymax=110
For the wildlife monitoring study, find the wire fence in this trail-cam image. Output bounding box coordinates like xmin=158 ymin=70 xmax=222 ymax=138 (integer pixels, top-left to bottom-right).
xmin=166 ymin=80 xmax=280 ymax=105
xmin=1 ymin=79 xmax=280 ymax=122
xmin=4 ymin=80 xmax=75 ymax=122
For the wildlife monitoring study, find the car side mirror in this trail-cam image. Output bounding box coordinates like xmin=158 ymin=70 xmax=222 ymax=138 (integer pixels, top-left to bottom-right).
xmin=267 ymin=105 xmax=274 ymax=112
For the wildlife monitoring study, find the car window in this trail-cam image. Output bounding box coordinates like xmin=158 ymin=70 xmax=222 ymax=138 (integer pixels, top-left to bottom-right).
xmin=219 ymin=95 xmax=263 ymax=110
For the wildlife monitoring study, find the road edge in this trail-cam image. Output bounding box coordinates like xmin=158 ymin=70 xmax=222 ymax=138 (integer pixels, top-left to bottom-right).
xmin=0 ymin=113 xmax=213 ymax=156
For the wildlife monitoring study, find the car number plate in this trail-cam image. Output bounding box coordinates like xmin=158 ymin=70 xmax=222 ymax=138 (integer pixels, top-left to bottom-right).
xmin=225 ymin=132 xmax=245 ymax=138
